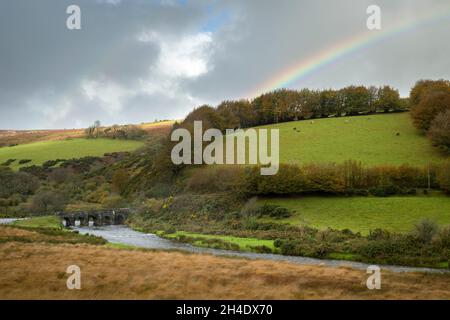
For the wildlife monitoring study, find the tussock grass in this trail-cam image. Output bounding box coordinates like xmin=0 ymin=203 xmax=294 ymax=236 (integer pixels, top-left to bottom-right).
xmin=0 ymin=242 xmax=449 ymax=299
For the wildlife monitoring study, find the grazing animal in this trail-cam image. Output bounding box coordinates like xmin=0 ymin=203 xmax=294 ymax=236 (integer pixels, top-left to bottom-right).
xmin=396 ymin=132 xmax=400 ymax=136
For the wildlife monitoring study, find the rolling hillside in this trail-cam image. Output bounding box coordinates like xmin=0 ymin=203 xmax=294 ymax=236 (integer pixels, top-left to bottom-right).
xmin=0 ymin=120 xmax=175 ymax=170
xmin=250 ymin=112 xmax=450 ymax=234
xmin=261 ymin=194 xmax=450 ymax=234
xmin=0 ymin=138 xmax=144 ymax=169
xmin=257 ymin=112 xmax=446 ymax=166
xmin=0 ymin=120 xmax=174 ymax=147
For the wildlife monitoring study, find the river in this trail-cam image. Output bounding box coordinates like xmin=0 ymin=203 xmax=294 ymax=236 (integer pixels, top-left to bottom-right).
xmin=0 ymin=218 xmax=446 ymax=274
xmin=0 ymin=218 xmax=27 ymax=225
xmin=73 ymin=225 xmax=448 ymax=274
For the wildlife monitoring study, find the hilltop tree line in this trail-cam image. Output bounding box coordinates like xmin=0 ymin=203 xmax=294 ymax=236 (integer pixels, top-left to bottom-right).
xmin=177 ymin=85 xmax=406 ymax=132
xmin=410 ymin=79 xmax=450 ymax=153
xmin=85 ymin=121 xmax=147 ymax=140
xmin=175 ymin=81 xmax=449 ymax=154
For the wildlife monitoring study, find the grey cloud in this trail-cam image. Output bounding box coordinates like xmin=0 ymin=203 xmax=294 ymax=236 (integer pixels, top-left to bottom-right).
xmin=1 ymin=0 xmax=449 ymax=129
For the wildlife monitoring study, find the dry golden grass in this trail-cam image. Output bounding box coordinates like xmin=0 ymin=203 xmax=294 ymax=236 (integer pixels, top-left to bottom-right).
xmin=0 ymin=121 xmax=174 ymax=147
xmin=0 ymin=226 xmax=105 ymax=245
xmin=0 ymin=129 xmax=85 ymax=146
xmin=140 ymin=120 xmax=175 ymax=135
xmin=1 ymin=242 xmax=449 ymax=300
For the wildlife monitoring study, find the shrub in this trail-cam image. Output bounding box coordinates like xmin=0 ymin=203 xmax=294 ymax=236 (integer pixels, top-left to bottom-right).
xmin=310 ymin=244 xmax=331 ymax=258
xmin=280 ymin=240 xmax=301 ymax=256
xmin=257 ymin=204 xmax=292 ymax=219
xmin=48 ymin=168 xmax=72 ymax=184
xmin=146 ymin=182 xmax=173 ymax=198
xmin=433 ymin=226 xmax=450 ymax=249
xmin=42 ymin=159 xmax=64 ymax=168
xmin=85 ymin=187 xmax=109 ymax=204
xmin=413 ymin=219 xmax=439 ymax=244
xmin=111 ymin=169 xmax=130 ymax=195
xmin=240 ymin=197 xmax=259 ymax=217
xmin=273 ymin=239 xmax=284 ymax=248
xmin=437 ymin=162 xmax=450 ymax=193
xmin=428 ymin=110 xmax=450 ymax=153
xmin=86 ymin=124 xmax=148 ymax=140
xmin=164 ymin=227 xmax=177 ymax=235
xmin=357 ymin=240 xmax=400 ymax=259
xmin=18 ymin=159 xmax=32 ymax=164
xmin=102 ymin=195 xmax=128 ymax=209
xmin=368 ymin=228 xmax=391 ymax=241
xmin=242 ymin=163 xmax=437 ymax=196
xmin=1 ymin=159 xmax=16 ymax=166
xmin=369 ymin=184 xmax=399 ymax=197
xmin=18 ymin=165 xmax=49 ymax=179
xmin=0 ymin=168 xmax=40 ymax=198
xmin=30 ymin=190 xmax=67 ymax=214
xmin=242 ymin=218 xmax=289 ymax=231
xmin=139 ymin=198 xmax=164 ymax=213
xmin=315 ymin=228 xmax=352 ymax=242
xmin=410 ymin=80 xmax=450 ymax=131
xmin=185 ymin=166 xmax=244 ymax=194
xmin=249 ymin=245 xmax=273 ymax=253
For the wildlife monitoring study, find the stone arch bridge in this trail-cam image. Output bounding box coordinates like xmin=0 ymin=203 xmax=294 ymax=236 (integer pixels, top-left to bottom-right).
xmin=58 ymin=209 xmax=130 ymax=227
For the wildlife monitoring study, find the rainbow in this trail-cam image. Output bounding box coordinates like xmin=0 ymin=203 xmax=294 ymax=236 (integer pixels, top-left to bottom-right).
xmin=247 ymin=6 xmax=450 ymax=98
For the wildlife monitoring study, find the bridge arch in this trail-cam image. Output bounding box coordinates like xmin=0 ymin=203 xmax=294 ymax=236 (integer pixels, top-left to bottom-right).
xmin=88 ymin=214 xmax=99 ymax=227
xmin=103 ymin=215 xmax=112 ymax=225
xmin=73 ymin=214 xmax=86 ymax=227
xmin=62 ymin=217 xmax=73 ymax=227
xmin=115 ymin=213 xmax=126 ymax=225
xmin=59 ymin=209 xmax=129 ymax=227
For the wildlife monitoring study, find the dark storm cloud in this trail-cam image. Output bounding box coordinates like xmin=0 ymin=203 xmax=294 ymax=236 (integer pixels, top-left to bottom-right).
xmin=0 ymin=0 xmax=449 ymax=129
xmin=0 ymin=0 xmax=209 ymax=128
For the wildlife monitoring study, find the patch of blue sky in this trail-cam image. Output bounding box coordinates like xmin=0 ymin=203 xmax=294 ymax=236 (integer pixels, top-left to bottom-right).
xmin=201 ymin=9 xmax=231 ymax=33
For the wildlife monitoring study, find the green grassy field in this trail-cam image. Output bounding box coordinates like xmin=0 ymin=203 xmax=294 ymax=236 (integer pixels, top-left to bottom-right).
xmin=261 ymin=194 xmax=450 ymax=235
xmin=11 ymin=216 xmax=62 ymax=228
xmin=160 ymin=231 xmax=276 ymax=252
xmin=257 ymin=113 xmax=446 ymax=166
xmin=0 ymin=138 xmax=144 ymax=169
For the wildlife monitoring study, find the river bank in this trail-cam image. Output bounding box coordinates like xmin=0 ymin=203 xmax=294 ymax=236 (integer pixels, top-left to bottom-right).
xmin=2 ymin=218 xmax=448 ymax=273
xmin=74 ymin=225 xmax=449 ymax=274
xmin=2 ymin=219 xmax=450 ymax=299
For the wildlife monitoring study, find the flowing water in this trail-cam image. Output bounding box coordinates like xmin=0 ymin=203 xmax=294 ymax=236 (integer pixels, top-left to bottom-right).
xmin=0 ymin=218 xmax=27 ymax=225
xmin=73 ymin=225 xmax=449 ymax=274
xmin=0 ymin=218 xmax=446 ymax=274
xmin=0 ymin=218 xmax=18 ymax=225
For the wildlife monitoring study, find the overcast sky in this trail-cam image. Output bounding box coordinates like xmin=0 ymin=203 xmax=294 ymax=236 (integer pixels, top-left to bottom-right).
xmin=1 ymin=0 xmax=449 ymax=129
